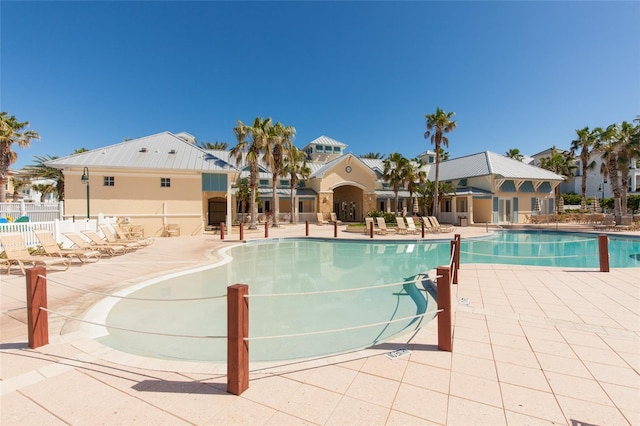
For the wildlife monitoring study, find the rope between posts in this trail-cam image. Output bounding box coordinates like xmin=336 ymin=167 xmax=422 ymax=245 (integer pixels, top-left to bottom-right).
xmin=459 ymin=251 xmax=598 ymax=259
xmin=480 ymin=238 xmax=595 ymax=245
xmin=243 ymin=309 xmax=444 ymax=341
xmin=40 ymin=308 xmax=227 ymax=339
xmin=244 ymin=276 xmax=425 ymax=298
xmin=39 ymin=274 xmax=227 ymax=301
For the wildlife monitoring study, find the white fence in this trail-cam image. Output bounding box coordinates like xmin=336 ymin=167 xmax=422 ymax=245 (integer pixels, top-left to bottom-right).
xmin=0 ymin=201 xmax=64 ymax=222
xmin=0 ymin=216 xmax=118 ymax=250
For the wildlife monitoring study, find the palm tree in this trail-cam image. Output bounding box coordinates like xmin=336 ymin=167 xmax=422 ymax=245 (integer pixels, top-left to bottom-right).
xmin=230 ymin=117 xmax=272 ymax=230
xmin=438 ymin=148 xmax=450 ymax=161
xmin=595 ymin=125 xmax=623 ymax=217
xmin=23 ymin=155 xmax=65 ymax=200
xmin=570 ymin=127 xmax=598 ymax=213
xmin=31 ymin=182 xmax=55 ymax=202
xmin=199 ymin=141 xmax=228 ymax=150
xmin=424 ymin=107 xmax=457 ymax=217
xmin=382 ymin=152 xmax=410 ymax=214
xmin=418 ymin=180 xmax=456 ymax=216
xmin=505 ymin=148 xmax=524 ymax=161
xmin=614 ymin=121 xmax=640 ymax=215
xmin=284 ymin=147 xmax=311 ymax=224
xmin=406 ymin=158 xmax=427 ymax=215
xmin=360 ymin=152 xmax=384 ymax=159
xmin=235 ymin=177 xmax=251 ymax=223
xmin=0 ymin=112 xmax=40 ymax=202
xmin=263 ymin=122 xmax=295 ymax=227
xmin=539 ymin=147 xmax=576 ymax=214
xmin=10 ymin=176 xmax=29 ymax=201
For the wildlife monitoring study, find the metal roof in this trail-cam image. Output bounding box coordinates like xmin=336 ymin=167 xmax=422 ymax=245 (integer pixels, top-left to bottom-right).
xmin=46 ymin=132 xmax=238 ymax=172
xmin=434 ymin=151 xmax=564 ymax=181
xmin=301 ymin=135 xmax=347 ymax=150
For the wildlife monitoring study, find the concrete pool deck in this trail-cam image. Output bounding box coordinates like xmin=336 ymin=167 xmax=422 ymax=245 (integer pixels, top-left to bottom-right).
xmin=1 ymin=223 xmax=639 ymax=425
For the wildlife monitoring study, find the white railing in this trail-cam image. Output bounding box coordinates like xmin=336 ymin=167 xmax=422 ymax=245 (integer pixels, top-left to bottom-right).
xmin=0 ymin=215 xmax=118 ymax=250
xmin=0 ymin=201 xmax=63 ymax=222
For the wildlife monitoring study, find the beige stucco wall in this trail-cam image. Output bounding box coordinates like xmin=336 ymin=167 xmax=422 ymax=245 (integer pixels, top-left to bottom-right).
xmin=64 ymin=169 xmax=206 ymax=236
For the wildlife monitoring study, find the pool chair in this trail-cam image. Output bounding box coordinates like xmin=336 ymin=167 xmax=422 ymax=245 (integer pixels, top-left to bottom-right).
xmin=34 ymin=230 xmax=101 ymax=264
xmin=82 ymin=230 xmax=136 ymax=253
xmin=428 ymin=216 xmax=455 ymax=233
xmin=0 ymin=233 xmax=70 ymax=274
xmin=100 ymin=225 xmax=145 ymax=249
xmin=330 ymin=212 xmax=342 ymax=225
xmin=364 ymin=217 xmax=375 ymax=234
xmin=63 ymin=232 xmax=126 ymax=257
xmin=113 ymin=225 xmax=153 ymax=246
xmin=375 ymin=217 xmax=391 ymax=235
xmin=421 ymin=216 xmax=440 ymax=233
xmin=395 ymin=217 xmax=408 ymax=234
xmin=316 ymin=213 xmax=328 ymax=225
xmin=405 ymin=216 xmax=419 ymax=234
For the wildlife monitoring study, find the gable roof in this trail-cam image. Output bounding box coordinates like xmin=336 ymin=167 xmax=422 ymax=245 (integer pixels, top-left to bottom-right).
xmin=310 ymin=153 xmax=375 ymax=179
xmin=301 ymin=135 xmax=347 ymax=150
xmin=46 ymin=132 xmax=238 ymax=172
xmin=435 ymin=151 xmax=565 ymax=181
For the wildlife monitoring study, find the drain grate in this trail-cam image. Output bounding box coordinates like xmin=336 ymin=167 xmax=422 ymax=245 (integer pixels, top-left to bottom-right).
xmin=385 ymin=348 xmax=411 ymax=360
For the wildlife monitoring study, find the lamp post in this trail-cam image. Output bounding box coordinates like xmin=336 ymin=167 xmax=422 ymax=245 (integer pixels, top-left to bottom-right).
xmin=81 ymin=167 xmax=90 ymax=219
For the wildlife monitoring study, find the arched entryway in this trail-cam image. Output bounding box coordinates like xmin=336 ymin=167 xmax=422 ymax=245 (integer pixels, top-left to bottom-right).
xmin=332 ymin=185 xmax=364 ymax=222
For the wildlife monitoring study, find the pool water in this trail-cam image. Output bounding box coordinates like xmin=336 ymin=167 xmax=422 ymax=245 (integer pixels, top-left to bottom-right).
xmin=93 ymin=232 xmax=640 ymax=362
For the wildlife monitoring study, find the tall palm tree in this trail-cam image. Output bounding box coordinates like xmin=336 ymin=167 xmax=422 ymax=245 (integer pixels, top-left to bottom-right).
xmin=382 ymin=152 xmax=410 ymax=214
xmin=505 ymin=148 xmax=524 ymax=161
xmin=595 ymin=125 xmax=623 ymax=216
xmin=263 ymin=122 xmax=295 ymax=227
xmin=359 ymin=152 xmax=384 ymax=159
xmin=10 ymin=176 xmax=29 ymax=201
xmin=614 ymin=121 xmax=640 ymax=214
xmin=438 ymin=148 xmax=450 ymax=161
xmin=284 ymin=147 xmax=311 ymax=224
xmin=570 ymin=127 xmax=598 ymax=213
xmin=539 ymin=147 xmax=576 ymax=213
xmin=230 ymin=117 xmax=272 ymax=230
xmin=424 ymin=107 xmax=457 ymax=217
xmin=235 ymin=177 xmax=251 ymax=223
xmin=0 ymin=112 xmax=40 ymax=202
xmin=24 ymin=155 xmax=64 ymax=200
xmin=199 ymin=141 xmax=228 ymax=150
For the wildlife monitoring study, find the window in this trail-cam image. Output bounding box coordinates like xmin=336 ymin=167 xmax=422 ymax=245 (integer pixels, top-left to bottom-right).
xmin=315 ymin=145 xmax=324 ymax=152
xmin=280 ymin=179 xmax=289 ymax=187
xmin=103 ymin=176 xmax=114 ymax=186
xmin=259 ymin=179 xmax=269 ymax=187
xmin=333 ymin=146 xmax=341 ymax=153
xmin=443 ymin=199 xmax=452 ymax=213
xmin=161 ymin=178 xmax=171 ymax=188
xmin=456 ymin=198 xmax=468 ymax=212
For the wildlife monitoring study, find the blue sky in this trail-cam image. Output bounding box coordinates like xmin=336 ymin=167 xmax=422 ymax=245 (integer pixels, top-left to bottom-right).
xmin=2 ymin=1 xmax=639 ymax=170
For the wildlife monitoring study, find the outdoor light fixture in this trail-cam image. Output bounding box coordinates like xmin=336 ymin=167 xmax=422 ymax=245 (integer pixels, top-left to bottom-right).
xmin=81 ymin=167 xmax=90 ymax=219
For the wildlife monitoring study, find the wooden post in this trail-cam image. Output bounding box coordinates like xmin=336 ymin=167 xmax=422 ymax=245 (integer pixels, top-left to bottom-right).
xmin=436 ymin=266 xmax=452 ymax=352
xmin=450 ymin=240 xmax=458 ymax=284
xmin=220 ymin=222 xmax=225 ymax=240
xmin=421 ymin=221 xmax=425 ymax=238
xmin=227 ymin=284 xmax=249 ymax=395
xmin=26 ymin=267 xmax=49 ymax=349
xmin=239 ymin=223 xmax=244 ymax=241
xmin=334 ymin=221 xmax=338 ymax=238
xmin=455 ymin=234 xmax=461 ymax=272
xmin=264 ymin=221 xmax=269 ymax=238
xmin=598 ymin=234 xmax=609 ymax=272
xmin=369 ymin=221 xmax=374 ymax=238
xmin=305 ymin=221 xmax=309 ymax=236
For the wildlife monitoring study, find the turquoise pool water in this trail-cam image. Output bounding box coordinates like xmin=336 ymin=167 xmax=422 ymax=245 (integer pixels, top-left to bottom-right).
xmin=93 ymin=232 xmax=640 ymax=362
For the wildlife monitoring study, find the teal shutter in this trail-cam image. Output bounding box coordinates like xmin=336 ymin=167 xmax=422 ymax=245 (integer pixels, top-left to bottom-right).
xmin=513 ymin=197 xmax=519 ymax=223
xmin=492 ymin=197 xmax=499 ymax=223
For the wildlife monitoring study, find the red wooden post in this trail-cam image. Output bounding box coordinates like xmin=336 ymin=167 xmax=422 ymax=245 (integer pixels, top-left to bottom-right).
xmin=227 ymin=284 xmax=249 ymax=395
xmin=421 ymin=221 xmax=425 ymax=238
xmin=436 ymin=266 xmax=452 ymax=352
xmin=264 ymin=221 xmax=269 ymax=238
xmin=305 ymin=221 xmax=309 ymax=236
xmin=450 ymin=240 xmax=458 ymax=284
xmin=455 ymin=234 xmax=461 ymax=272
xmin=369 ymin=221 xmax=374 ymax=238
xmin=220 ymin=222 xmax=225 ymax=240
xmin=334 ymin=221 xmax=338 ymax=238
xmin=598 ymin=234 xmax=609 ymax=272
xmin=26 ymin=267 xmax=49 ymax=349
xmin=239 ymin=222 xmax=244 ymax=241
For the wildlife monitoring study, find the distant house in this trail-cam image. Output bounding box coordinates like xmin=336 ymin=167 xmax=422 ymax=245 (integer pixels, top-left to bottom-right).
xmin=46 ymin=131 xmax=564 ymax=236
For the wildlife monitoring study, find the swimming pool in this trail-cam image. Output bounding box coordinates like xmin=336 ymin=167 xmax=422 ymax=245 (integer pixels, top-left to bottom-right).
xmin=89 ymin=231 xmax=640 ymax=362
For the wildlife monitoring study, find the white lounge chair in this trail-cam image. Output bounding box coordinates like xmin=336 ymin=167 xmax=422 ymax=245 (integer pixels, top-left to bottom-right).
xmin=0 ymin=233 xmax=70 ymax=274
xmin=395 ymin=217 xmax=408 ymax=234
xmin=428 ymin=216 xmax=455 ymax=233
xmin=316 ymin=213 xmax=328 ymax=225
xmin=405 ymin=217 xmax=419 ymax=234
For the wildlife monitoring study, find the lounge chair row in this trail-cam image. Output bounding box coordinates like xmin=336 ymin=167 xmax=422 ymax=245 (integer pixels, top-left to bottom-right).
xmin=363 ymin=216 xmax=455 ymax=235
xmin=0 ymin=225 xmax=152 ymax=275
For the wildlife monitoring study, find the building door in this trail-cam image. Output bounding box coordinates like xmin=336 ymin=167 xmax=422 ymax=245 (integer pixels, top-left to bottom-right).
xmin=498 ymin=198 xmax=512 ymax=223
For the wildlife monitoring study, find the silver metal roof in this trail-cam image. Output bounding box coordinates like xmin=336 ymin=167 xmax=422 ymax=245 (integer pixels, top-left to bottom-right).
xmin=434 ymin=151 xmax=564 ymax=181
xmin=46 ymin=132 xmax=238 ymax=172
xmin=301 ymin=135 xmax=347 ymax=150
